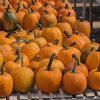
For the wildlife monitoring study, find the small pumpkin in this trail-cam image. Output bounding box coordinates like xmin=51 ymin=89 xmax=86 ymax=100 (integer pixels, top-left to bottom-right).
xmin=88 ymin=65 xmax=100 ymax=90
xmin=63 ymin=57 xmax=87 ymax=95
xmin=36 ymin=53 xmax=62 ymax=93
xmin=43 ymin=22 xmax=62 ymax=45
xmin=57 ymin=45 xmax=81 ymax=66
xmin=20 ymin=40 xmax=40 ymax=61
xmin=11 ymin=54 xmax=35 ymax=93
xmin=23 ymin=8 xmax=39 ymax=31
xmin=65 ymin=54 xmax=88 ymax=77
xmin=43 ymin=0 xmax=55 ymax=7
xmin=0 ymin=66 xmax=13 ymax=97
xmin=2 ymin=5 xmax=18 ymax=31
xmin=74 ymin=19 xmax=91 ymax=37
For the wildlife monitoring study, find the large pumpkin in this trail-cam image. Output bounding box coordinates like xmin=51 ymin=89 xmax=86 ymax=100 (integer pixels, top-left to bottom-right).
xmin=36 ymin=53 xmax=62 ymax=93
xmin=0 ymin=66 xmax=13 ymax=97
xmin=2 ymin=5 xmax=18 ymax=31
xmin=63 ymin=58 xmax=87 ymax=95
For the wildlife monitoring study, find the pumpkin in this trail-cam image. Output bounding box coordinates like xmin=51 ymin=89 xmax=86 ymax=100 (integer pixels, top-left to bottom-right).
xmin=4 ymin=54 xmax=21 ymax=73
xmin=10 ymin=35 xmax=25 ymax=52
xmin=23 ymin=8 xmax=39 ymax=31
xmin=20 ymin=41 xmax=40 ymax=61
xmin=43 ymin=22 xmax=62 ymax=45
xmin=57 ymin=45 xmax=81 ymax=66
xmin=36 ymin=53 xmax=62 ymax=93
xmin=0 ymin=44 xmax=15 ymax=59
xmin=40 ymin=10 xmax=57 ymax=28
xmin=65 ymin=54 xmax=88 ymax=77
xmin=33 ymin=31 xmax=47 ymax=48
xmin=5 ymin=47 xmax=30 ymax=67
xmin=55 ymin=1 xmax=72 ymax=11
xmin=82 ymin=39 xmax=100 ymax=52
xmin=9 ymin=0 xmax=20 ymax=4
xmin=0 ymin=31 xmax=8 ymax=37
xmin=0 ymin=52 xmax=4 ymax=68
xmin=13 ymin=24 xmax=27 ymax=39
xmin=63 ymin=58 xmax=87 ymax=95
xmin=11 ymin=54 xmax=35 ymax=93
xmin=2 ymin=5 xmax=18 ymax=31
xmin=63 ymin=31 xmax=86 ymax=51
xmin=37 ymin=57 xmax=65 ymax=72
xmin=15 ymin=3 xmax=25 ymax=27
xmin=88 ymin=65 xmax=100 ymax=90
xmin=56 ymin=18 xmax=73 ymax=39
xmin=73 ymin=19 xmax=91 ymax=37
xmin=63 ymin=12 xmax=76 ymax=27
xmin=0 ymin=66 xmax=13 ymax=97
xmin=38 ymin=3 xmax=57 ymax=16
xmin=57 ymin=4 xmax=76 ymax=18
xmin=30 ymin=0 xmax=42 ymax=11
xmin=44 ymin=0 xmax=55 ymax=7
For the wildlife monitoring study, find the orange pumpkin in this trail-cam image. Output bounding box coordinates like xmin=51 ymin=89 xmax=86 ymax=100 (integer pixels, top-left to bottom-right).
xmin=88 ymin=65 xmax=100 ymax=90
xmin=43 ymin=0 xmax=55 ymax=7
xmin=63 ymin=58 xmax=87 ymax=95
xmin=74 ymin=19 xmax=91 ymax=37
xmin=57 ymin=45 xmax=81 ymax=66
xmin=36 ymin=53 xmax=62 ymax=93
xmin=0 ymin=67 xmax=13 ymax=97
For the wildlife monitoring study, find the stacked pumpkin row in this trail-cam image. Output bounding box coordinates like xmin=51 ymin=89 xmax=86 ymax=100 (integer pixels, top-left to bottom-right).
xmin=0 ymin=0 xmax=100 ymax=98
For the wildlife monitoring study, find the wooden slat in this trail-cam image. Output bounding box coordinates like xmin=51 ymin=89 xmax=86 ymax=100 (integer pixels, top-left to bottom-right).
xmin=38 ymin=90 xmax=42 ymax=100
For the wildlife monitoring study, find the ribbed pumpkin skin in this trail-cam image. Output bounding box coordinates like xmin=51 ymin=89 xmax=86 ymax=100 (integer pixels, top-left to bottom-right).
xmin=36 ymin=67 xmax=62 ymax=93
xmin=11 ymin=67 xmax=34 ymax=93
xmin=63 ymin=71 xmax=87 ymax=95
xmin=0 ymin=72 xmax=13 ymax=97
xmin=88 ymin=69 xmax=100 ymax=90
xmin=0 ymin=52 xmax=4 ymax=68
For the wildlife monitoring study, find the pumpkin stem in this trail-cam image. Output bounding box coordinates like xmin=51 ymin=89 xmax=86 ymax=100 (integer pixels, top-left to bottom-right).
xmin=21 ymin=54 xmax=24 ymax=67
xmin=64 ymin=31 xmax=71 ymax=38
xmin=16 ymin=47 xmax=20 ymax=55
xmin=44 ymin=2 xmax=48 ymax=7
xmin=0 ymin=66 xmax=4 ymax=75
xmin=91 ymin=39 xmax=95 ymax=44
xmin=72 ymin=54 xmax=80 ymax=66
xmin=79 ymin=18 xmax=85 ymax=22
xmin=16 ymin=3 xmax=20 ymax=13
xmin=75 ymin=31 xmax=79 ymax=35
xmin=32 ymin=0 xmax=36 ymax=5
xmin=46 ymin=53 xmax=55 ymax=71
xmin=97 ymin=65 xmax=100 ymax=71
xmin=26 ymin=30 xmax=32 ymax=35
xmin=59 ymin=15 xmax=64 ymax=23
xmin=17 ymin=35 xmax=21 ymax=43
xmin=16 ymin=24 xmax=22 ymax=31
xmin=68 ymin=12 xmax=71 ymax=17
xmin=43 ymin=10 xmax=48 ymax=14
xmin=49 ymin=21 xmax=53 ymax=28
xmin=72 ymin=60 xmax=77 ymax=73
xmin=34 ymin=31 xmax=38 ymax=38
xmin=90 ymin=47 xmax=95 ymax=51
xmin=53 ymin=39 xmax=59 ymax=45
xmin=24 ymin=40 xmax=31 ymax=44
xmin=65 ymin=4 xmax=68 ymax=9
xmin=23 ymin=4 xmax=27 ymax=9
xmin=69 ymin=42 xmax=77 ymax=47
xmin=28 ymin=8 xmax=33 ymax=13
xmin=6 ymin=4 xmax=10 ymax=12
xmin=36 ymin=23 xmax=43 ymax=30
xmin=3 ymin=0 xmax=6 ymax=6
xmin=15 ymin=54 xmax=21 ymax=63
xmin=63 ymin=44 xmax=69 ymax=49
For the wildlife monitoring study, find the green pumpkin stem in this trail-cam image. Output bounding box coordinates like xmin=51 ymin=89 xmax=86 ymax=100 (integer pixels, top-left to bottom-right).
xmin=28 ymin=8 xmax=33 ymax=13
xmin=21 ymin=54 xmax=24 ymax=67
xmin=59 ymin=15 xmax=64 ymax=23
xmin=44 ymin=2 xmax=48 ymax=7
xmin=50 ymin=21 xmax=53 ymax=28
xmin=3 ymin=0 xmax=6 ymax=6
xmin=64 ymin=31 xmax=71 ymax=38
xmin=69 ymin=42 xmax=77 ymax=47
xmin=53 ymin=39 xmax=59 ymax=45
xmin=16 ymin=24 xmax=22 ymax=31
xmin=15 ymin=54 xmax=21 ymax=63
xmin=36 ymin=23 xmax=43 ymax=30
xmin=72 ymin=54 xmax=80 ymax=66
xmin=63 ymin=44 xmax=69 ymax=49
xmin=16 ymin=47 xmax=20 ymax=55
xmin=24 ymin=40 xmax=31 ymax=44
xmin=16 ymin=3 xmax=20 ymax=13
xmin=72 ymin=60 xmax=77 ymax=73
xmin=46 ymin=53 xmax=55 ymax=71
xmin=32 ymin=0 xmax=36 ymax=5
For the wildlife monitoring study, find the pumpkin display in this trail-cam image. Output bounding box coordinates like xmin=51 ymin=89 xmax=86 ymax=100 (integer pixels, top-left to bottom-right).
xmin=20 ymin=40 xmax=40 ymax=61
xmin=23 ymin=8 xmax=39 ymax=31
xmin=88 ymin=65 xmax=100 ymax=90
xmin=40 ymin=10 xmax=57 ymax=28
xmin=36 ymin=53 xmax=62 ymax=93
xmin=63 ymin=31 xmax=86 ymax=51
xmin=74 ymin=19 xmax=91 ymax=37
xmin=63 ymin=58 xmax=87 ymax=95
xmin=2 ymin=5 xmax=18 ymax=31
xmin=65 ymin=54 xmax=88 ymax=77
xmin=43 ymin=22 xmax=62 ymax=45
xmin=11 ymin=54 xmax=35 ymax=93
xmin=57 ymin=45 xmax=81 ymax=66
xmin=0 ymin=66 xmax=13 ymax=97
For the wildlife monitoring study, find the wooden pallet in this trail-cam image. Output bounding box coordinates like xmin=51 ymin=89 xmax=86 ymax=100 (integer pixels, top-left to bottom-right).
xmin=1 ymin=86 xmax=100 ymax=100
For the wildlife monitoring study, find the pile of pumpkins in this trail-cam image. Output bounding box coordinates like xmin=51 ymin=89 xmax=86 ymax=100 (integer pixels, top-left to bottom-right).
xmin=0 ymin=0 xmax=100 ymax=97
